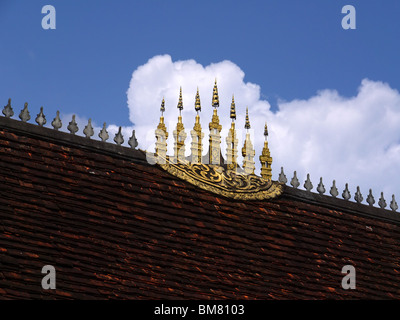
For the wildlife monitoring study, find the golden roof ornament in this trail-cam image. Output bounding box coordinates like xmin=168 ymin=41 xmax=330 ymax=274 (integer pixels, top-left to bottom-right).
xmin=177 ymin=87 xmax=183 ymax=113
xmin=242 ymin=107 xmax=255 ymax=175
xmin=173 ymin=87 xmax=187 ymax=163
xmin=153 ymin=81 xmax=281 ymax=200
xmin=155 ymin=98 xmax=168 ymax=162
xmin=195 ymin=88 xmax=201 ymax=113
xmin=260 ymin=121 xmax=273 ymax=181
xmin=209 ymin=80 xmax=222 ymax=165
xmin=244 ymin=107 xmax=251 ymax=130
xmin=191 ymin=88 xmax=204 ymax=164
xmin=226 ymin=95 xmax=238 ymax=171
xmin=212 ymin=79 xmax=219 ymax=108
xmin=160 ymin=97 xmax=165 ymax=114
xmin=230 ymin=95 xmax=236 ymax=120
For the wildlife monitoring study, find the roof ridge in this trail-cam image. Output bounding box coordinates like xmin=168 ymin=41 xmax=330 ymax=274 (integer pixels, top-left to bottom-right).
xmin=1 ymin=97 xmax=399 ymax=222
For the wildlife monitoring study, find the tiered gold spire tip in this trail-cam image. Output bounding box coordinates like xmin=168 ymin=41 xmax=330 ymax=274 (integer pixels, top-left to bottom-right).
xmin=260 ymin=120 xmax=272 ymax=181
xmin=195 ymin=88 xmax=201 ymax=113
xmin=245 ymin=107 xmax=250 ymax=129
xmin=230 ymin=95 xmax=236 ymax=120
xmin=177 ymin=87 xmax=183 ymax=112
xmin=161 ymin=97 xmax=165 ymax=114
xmin=212 ymin=79 xmax=219 ymax=108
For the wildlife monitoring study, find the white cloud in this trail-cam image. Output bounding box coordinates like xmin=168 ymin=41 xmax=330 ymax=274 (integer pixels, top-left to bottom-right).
xmin=126 ymin=54 xmax=400 ymax=202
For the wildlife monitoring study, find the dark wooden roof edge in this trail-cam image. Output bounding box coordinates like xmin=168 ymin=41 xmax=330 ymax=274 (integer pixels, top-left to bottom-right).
xmin=1 ymin=115 xmax=399 ymax=225
xmin=0 ymin=116 xmax=148 ymax=164
xmin=283 ymin=185 xmax=400 ymax=225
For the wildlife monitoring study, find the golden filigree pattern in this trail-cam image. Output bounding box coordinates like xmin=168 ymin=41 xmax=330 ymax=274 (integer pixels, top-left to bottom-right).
xmin=159 ymin=157 xmax=283 ymax=200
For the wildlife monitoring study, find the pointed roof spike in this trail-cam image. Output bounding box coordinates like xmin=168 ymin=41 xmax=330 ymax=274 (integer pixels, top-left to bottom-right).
xmin=354 ymin=186 xmax=363 ymax=204
xmin=194 ymin=88 xmax=201 ymax=113
xmin=35 ymin=106 xmax=46 ymax=126
xmin=19 ymin=102 xmax=30 ymax=122
xmin=67 ymin=115 xmax=79 ymax=134
xmin=128 ymin=129 xmax=138 ymax=149
xmin=390 ymin=194 xmax=398 ymax=212
xmin=230 ymin=95 xmax=236 ymax=120
xmin=264 ymin=122 xmax=269 ymax=137
xmin=177 ymin=87 xmax=183 ymax=111
xmin=367 ymin=189 xmax=375 ymax=206
xmin=330 ymin=180 xmax=338 ymax=198
xmin=2 ymin=98 xmax=14 ymax=118
xmin=342 ymin=183 xmax=351 ymax=200
xmin=378 ymin=192 xmax=387 ymax=209
xmin=290 ymin=171 xmax=300 ymax=189
xmin=114 ymin=126 xmax=124 ymax=145
xmin=98 ymin=122 xmax=109 ymax=141
xmin=212 ymin=79 xmax=219 ymax=108
xmin=244 ymin=107 xmax=251 ymax=130
xmin=51 ymin=111 xmax=62 ymax=130
xmin=278 ymin=167 xmax=287 ymax=184
xmin=160 ymin=97 xmax=165 ymax=114
xmin=317 ymin=177 xmax=326 ymax=195
xmin=83 ymin=118 xmax=94 ymax=138
xmin=304 ymin=174 xmax=313 ymax=192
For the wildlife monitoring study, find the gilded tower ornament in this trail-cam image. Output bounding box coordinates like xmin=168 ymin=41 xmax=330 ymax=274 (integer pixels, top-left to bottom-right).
xmin=155 ymin=98 xmax=168 ymax=163
xmin=153 ymin=81 xmax=281 ymax=201
xmin=226 ymin=95 xmax=238 ymax=171
xmin=260 ymin=122 xmax=273 ymax=181
xmin=242 ymin=107 xmax=255 ymax=175
xmin=173 ymin=87 xmax=187 ymax=163
xmin=208 ymin=79 xmax=222 ymax=165
xmin=190 ymin=88 xmax=204 ymax=163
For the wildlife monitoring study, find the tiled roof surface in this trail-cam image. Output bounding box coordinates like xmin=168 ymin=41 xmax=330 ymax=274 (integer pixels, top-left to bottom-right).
xmin=1 ymin=117 xmax=400 ymax=299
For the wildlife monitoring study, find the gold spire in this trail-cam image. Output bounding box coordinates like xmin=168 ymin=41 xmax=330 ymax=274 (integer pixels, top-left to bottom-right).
xmin=260 ymin=121 xmax=273 ymax=181
xmin=155 ymin=98 xmax=168 ymax=162
xmin=173 ymin=88 xmax=187 ymax=163
xmin=212 ymin=78 xmax=219 ymax=108
xmin=244 ymin=107 xmax=250 ymax=129
xmin=177 ymin=87 xmax=183 ymax=113
xmin=230 ymin=95 xmax=236 ymax=120
xmin=191 ymin=88 xmax=203 ymax=163
xmin=209 ymin=80 xmax=222 ymax=165
xmin=160 ymin=97 xmax=165 ymax=114
xmin=195 ymin=87 xmax=201 ymax=113
xmin=242 ymin=108 xmax=255 ymax=174
xmin=226 ymin=95 xmax=238 ymax=170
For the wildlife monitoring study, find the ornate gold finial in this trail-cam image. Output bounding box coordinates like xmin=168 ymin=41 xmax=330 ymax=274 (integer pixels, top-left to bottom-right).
xmin=209 ymin=80 xmax=222 ymax=165
xmin=242 ymin=108 xmax=255 ymax=174
xmin=161 ymin=97 xmax=165 ymax=114
xmin=212 ymin=79 xmax=219 ymax=108
xmin=195 ymin=87 xmax=201 ymax=113
xmin=173 ymin=88 xmax=187 ymax=163
xmin=226 ymin=95 xmax=238 ymax=171
xmin=177 ymin=87 xmax=183 ymax=113
xmin=230 ymin=95 xmax=236 ymax=120
xmin=191 ymin=88 xmax=204 ymax=163
xmin=260 ymin=121 xmax=273 ymax=181
xmin=155 ymin=98 xmax=168 ymax=162
xmin=244 ymin=107 xmax=250 ymax=129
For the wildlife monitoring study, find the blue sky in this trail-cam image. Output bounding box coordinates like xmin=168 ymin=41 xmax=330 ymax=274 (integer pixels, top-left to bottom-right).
xmin=1 ymin=0 xmax=399 ymax=124
xmin=1 ymin=0 xmax=400 ymax=202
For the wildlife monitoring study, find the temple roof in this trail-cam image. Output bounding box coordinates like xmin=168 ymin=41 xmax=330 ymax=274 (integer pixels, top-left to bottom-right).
xmin=1 ymin=97 xmax=400 ymax=299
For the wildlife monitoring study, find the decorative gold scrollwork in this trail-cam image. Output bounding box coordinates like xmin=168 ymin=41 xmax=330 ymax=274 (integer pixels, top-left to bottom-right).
xmin=158 ymin=157 xmax=283 ymax=200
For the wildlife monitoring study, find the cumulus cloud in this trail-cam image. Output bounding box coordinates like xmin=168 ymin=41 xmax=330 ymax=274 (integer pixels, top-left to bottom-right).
xmin=126 ymin=54 xmax=400 ymax=200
